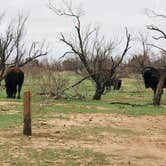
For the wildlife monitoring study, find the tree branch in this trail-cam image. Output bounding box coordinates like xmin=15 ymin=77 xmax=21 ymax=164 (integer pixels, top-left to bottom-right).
xmin=113 ymin=28 xmax=131 ymax=70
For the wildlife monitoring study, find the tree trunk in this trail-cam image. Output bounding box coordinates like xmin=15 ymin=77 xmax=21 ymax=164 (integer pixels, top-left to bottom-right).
xmin=0 ymin=66 xmax=6 ymax=82
xmin=153 ymin=73 xmax=165 ymax=105
xmin=93 ymin=82 xmax=105 ymax=100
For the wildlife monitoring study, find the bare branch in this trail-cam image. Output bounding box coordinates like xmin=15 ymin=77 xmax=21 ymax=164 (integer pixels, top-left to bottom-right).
xmin=19 ymin=41 xmax=48 ymax=67
xmin=58 ymin=51 xmax=75 ymax=61
xmin=148 ymin=43 xmax=166 ymax=53
xmin=147 ymin=25 xmax=166 ymax=40
xmin=48 ymin=0 xmax=83 ymax=18
xmin=145 ymin=9 xmax=166 ymax=19
xmin=113 ymin=28 xmax=131 ymax=70
xmin=63 ymin=74 xmax=91 ymax=92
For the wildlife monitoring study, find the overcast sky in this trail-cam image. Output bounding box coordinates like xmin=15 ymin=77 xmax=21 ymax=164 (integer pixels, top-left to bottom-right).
xmin=1 ymin=0 xmax=166 ymax=58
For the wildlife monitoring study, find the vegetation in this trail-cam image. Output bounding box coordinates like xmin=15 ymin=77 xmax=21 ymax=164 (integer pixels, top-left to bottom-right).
xmin=0 ymin=72 xmax=166 ymax=165
xmin=49 ymin=0 xmax=131 ymax=100
xmin=0 ymin=1 xmax=166 ymax=165
xmin=0 ymin=14 xmax=48 ymax=82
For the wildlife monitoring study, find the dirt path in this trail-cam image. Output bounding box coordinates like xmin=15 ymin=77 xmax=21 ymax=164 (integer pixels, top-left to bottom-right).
xmin=1 ymin=113 xmax=165 ymax=165
xmin=33 ymin=114 xmax=166 ymax=166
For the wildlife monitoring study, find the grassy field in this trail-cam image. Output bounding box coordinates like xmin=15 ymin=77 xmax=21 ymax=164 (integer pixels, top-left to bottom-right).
xmin=0 ymin=73 xmax=166 ymax=166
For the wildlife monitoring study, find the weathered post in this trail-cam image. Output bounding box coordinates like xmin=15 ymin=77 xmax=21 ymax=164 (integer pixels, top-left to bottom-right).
xmin=23 ymin=91 xmax=32 ymax=136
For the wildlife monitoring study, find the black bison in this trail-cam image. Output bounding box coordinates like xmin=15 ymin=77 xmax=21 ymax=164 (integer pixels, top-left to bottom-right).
xmin=4 ymin=66 xmax=24 ymax=99
xmin=142 ymin=66 xmax=166 ymax=95
xmin=105 ymin=77 xmax=122 ymax=91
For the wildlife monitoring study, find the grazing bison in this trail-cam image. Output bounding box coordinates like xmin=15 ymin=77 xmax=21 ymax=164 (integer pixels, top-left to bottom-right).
xmin=105 ymin=77 xmax=122 ymax=91
xmin=142 ymin=66 xmax=166 ymax=95
xmin=4 ymin=66 xmax=24 ymax=99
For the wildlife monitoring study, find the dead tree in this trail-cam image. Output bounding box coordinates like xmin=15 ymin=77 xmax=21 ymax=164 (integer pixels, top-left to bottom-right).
xmin=0 ymin=23 xmax=14 ymax=81
xmin=0 ymin=15 xmax=48 ymax=81
xmin=146 ymin=10 xmax=166 ymax=105
xmin=128 ymin=34 xmax=152 ymax=73
xmin=49 ymin=0 xmax=131 ymax=100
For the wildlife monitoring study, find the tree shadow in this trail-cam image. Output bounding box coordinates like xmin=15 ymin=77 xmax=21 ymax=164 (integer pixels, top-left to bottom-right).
xmin=109 ymin=102 xmax=152 ymax=107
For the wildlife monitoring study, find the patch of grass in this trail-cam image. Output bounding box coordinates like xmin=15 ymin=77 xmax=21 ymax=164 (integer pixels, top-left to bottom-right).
xmin=0 ymin=114 xmax=22 ymax=129
xmin=33 ymin=98 xmax=166 ymax=116
xmin=8 ymin=73 xmax=165 ymax=117
xmin=0 ymin=99 xmax=23 ymax=129
xmin=0 ymin=146 xmax=109 ymax=166
xmin=65 ymin=126 xmax=141 ymax=139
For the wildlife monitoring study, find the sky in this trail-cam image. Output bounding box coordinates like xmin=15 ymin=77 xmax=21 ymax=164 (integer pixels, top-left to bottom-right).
xmin=1 ymin=0 xmax=166 ymax=59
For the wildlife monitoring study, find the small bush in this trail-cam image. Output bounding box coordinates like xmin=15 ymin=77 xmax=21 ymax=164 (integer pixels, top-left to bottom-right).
xmin=37 ymin=70 xmax=69 ymax=98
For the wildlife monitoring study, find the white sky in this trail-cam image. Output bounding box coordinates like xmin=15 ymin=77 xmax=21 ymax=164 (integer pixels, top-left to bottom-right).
xmin=1 ymin=0 xmax=166 ymax=59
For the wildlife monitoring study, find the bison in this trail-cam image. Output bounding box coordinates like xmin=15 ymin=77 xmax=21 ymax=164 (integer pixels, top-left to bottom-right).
xmin=142 ymin=66 xmax=166 ymax=96
xmin=105 ymin=77 xmax=122 ymax=91
xmin=4 ymin=66 xmax=24 ymax=99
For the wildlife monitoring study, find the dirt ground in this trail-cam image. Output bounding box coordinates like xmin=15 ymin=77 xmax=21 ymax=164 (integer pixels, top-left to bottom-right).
xmin=1 ymin=111 xmax=166 ymax=166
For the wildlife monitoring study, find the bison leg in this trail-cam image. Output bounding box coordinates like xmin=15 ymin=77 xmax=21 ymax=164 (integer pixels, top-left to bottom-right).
xmin=17 ymin=84 xmax=22 ymax=99
xmin=12 ymin=86 xmax=17 ymax=98
xmin=113 ymin=79 xmax=118 ymax=90
xmin=152 ymin=88 xmax=157 ymax=102
xmin=6 ymin=88 xmax=12 ymax=98
xmin=106 ymin=85 xmax=111 ymax=92
xmin=5 ymin=84 xmax=12 ymax=98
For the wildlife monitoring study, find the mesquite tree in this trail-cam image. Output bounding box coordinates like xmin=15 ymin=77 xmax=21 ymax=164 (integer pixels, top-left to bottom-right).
xmin=49 ymin=0 xmax=131 ymax=100
xmin=0 ymin=15 xmax=48 ymax=81
xmin=146 ymin=10 xmax=166 ymax=105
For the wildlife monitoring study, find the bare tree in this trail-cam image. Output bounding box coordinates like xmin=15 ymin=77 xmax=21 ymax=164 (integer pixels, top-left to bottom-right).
xmin=146 ymin=10 xmax=166 ymax=105
xmin=0 ymin=22 xmax=14 ymax=81
xmin=49 ymin=0 xmax=131 ymax=100
xmin=0 ymin=14 xmax=48 ymax=81
xmin=128 ymin=34 xmax=152 ymax=73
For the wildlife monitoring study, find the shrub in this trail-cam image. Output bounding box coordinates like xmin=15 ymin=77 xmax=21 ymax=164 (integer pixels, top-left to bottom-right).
xmin=37 ymin=70 xmax=69 ymax=98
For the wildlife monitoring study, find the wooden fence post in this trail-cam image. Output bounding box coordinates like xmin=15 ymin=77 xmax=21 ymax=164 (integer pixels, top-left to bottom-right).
xmin=23 ymin=91 xmax=32 ymax=136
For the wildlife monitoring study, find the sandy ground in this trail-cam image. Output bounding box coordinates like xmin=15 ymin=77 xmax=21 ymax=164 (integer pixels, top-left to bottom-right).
xmin=32 ymin=113 xmax=166 ymax=166
xmin=1 ymin=111 xmax=166 ymax=166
